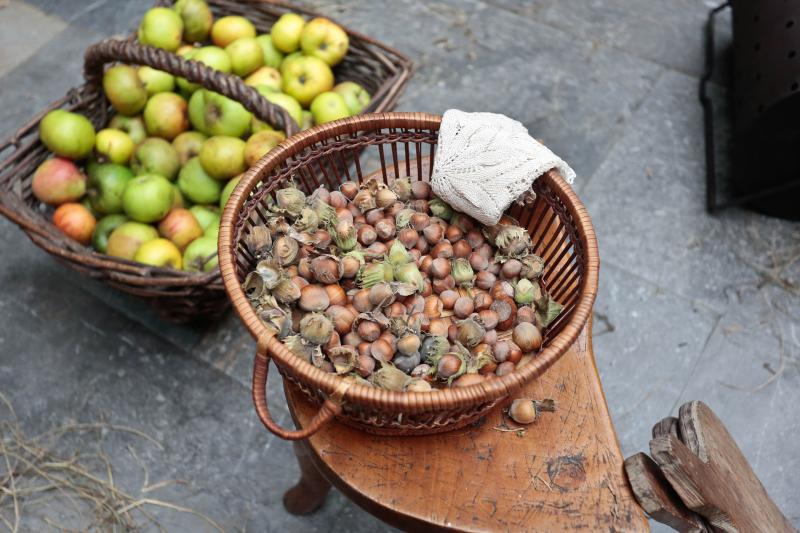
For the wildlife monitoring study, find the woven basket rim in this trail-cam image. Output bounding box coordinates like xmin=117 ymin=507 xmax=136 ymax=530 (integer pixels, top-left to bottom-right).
xmin=219 ymin=112 xmax=600 ymax=414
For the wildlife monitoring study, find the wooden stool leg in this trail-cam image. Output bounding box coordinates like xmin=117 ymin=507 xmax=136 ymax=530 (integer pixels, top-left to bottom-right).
xmin=283 ymin=440 xmax=332 ymax=515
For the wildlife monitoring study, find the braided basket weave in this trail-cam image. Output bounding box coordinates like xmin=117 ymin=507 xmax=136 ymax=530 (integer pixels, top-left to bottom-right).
xmin=0 ymin=1 xmax=412 ymax=323
xmin=219 ymin=113 xmax=599 ymax=438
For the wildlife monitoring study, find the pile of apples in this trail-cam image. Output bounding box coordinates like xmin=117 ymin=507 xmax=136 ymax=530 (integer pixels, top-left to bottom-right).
xmin=31 ymin=0 xmax=371 ymax=272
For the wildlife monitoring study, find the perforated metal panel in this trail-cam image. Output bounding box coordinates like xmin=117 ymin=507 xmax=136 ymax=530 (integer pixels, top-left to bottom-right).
xmin=729 ymin=0 xmax=800 ymax=219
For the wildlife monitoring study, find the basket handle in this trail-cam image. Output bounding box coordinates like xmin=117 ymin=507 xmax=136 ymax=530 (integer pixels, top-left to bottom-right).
xmin=83 ymin=39 xmax=300 ymax=136
xmin=252 ymin=333 xmax=348 ymax=440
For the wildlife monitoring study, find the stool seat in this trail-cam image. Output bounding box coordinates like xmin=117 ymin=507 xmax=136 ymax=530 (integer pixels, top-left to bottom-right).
xmin=284 ymin=319 xmax=649 ymax=531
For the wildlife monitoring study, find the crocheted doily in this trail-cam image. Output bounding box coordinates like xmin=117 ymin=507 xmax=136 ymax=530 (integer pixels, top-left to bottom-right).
xmin=430 ymin=109 xmax=576 ymax=226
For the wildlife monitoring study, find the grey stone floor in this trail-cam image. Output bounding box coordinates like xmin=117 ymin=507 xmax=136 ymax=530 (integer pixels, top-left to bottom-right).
xmin=1 ymin=0 xmax=798 ymax=531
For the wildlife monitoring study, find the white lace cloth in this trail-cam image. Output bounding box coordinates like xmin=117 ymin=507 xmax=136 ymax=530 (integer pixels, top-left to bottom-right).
xmin=430 ymin=109 xmax=576 ymax=226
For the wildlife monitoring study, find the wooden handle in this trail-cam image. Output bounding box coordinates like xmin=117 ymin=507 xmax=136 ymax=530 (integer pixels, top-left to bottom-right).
xmin=83 ymin=39 xmax=300 ymax=136
xmin=252 ymin=337 xmax=342 ymax=441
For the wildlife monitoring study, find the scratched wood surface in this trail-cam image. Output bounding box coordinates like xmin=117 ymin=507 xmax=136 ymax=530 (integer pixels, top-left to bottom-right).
xmin=285 ymin=319 xmax=649 ymax=532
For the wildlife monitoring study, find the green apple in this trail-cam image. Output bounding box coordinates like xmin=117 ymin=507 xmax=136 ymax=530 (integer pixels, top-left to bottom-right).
xmin=103 ymin=65 xmax=147 ymax=116
xmin=177 ymin=46 xmax=231 ymax=94
xmin=95 ymin=128 xmax=134 ymax=165
xmin=106 ymin=221 xmax=158 ymax=260
xmin=92 ymin=213 xmax=128 ymax=253
xmin=255 ymin=87 xmax=303 ymax=128
xmin=211 ymin=15 xmax=256 ymax=47
xmin=172 ymin=130 xmax=207 ymax=164
xmin=271 ymin=13 xmax=305 ymax=53
xmin=40 ymin=110 xmax=96 ymax=160
xmin=158 ymin=207 xmax=203 ymax=250
xmin=109 ymin=115 xmax=146 ymax=145
xmin=279 ymin=50 xmax=303 ymax=75
xmin=199 ymin=136 xmax=246 ymax=179
xmin=177 ymin=156 xmax=223 ymax=204
xmin=87 ymin=162 xmax=134 ymax=214
xmin=131 ymin=138 xmax=180 ymax=180
xmin=205 ymin=223 xmax=220 ymax=239
xmin=281 ymin=55 xmax=334 ymax=107
xmin=144 ymin=92 xmax=188 ymax=141
xmin=300 ymin=17 xmax=349 ymax=66
xmin=225 ymin=37 xmax=264 ymax=77
xmin=188 ymin=89 xmax=251 ymax=138
xmin=244 ymin=130 xmax=284 ymax=167
xmin=183 ymin=235 xmax=218 ymax=272
xmin=138 ymin=66 xmax=175 ymax=95
xmin=173 ymin=0 xmax=213 ymax=43
xmin=138 ymin=7 xmax=184 ymax=52
xmin=244 ymin=66 xmax=281 ymax=91
xmin=31 ymin=157 xmax=86 ymax=206
xmin=333 ymin=81 xmax=371 ymax=115
xmin=220 ymin=175 xmax=241 ymax=209
xmin=255 ymin=34 xmax=284 ymax=68
xmin=301 ymin=110 xmax=314 ymax=130
xmin=122 ymin=174 xmax=175 ymax=222
xmin=172 ymin=185 xmax=185 ymax=209
xmin=189 ymin=205 xmax=220 ymax=232
xmin=310 ymin=92 xmax=350 ymax=124
xmin=134 ymin=238 xmax=183 ymax=269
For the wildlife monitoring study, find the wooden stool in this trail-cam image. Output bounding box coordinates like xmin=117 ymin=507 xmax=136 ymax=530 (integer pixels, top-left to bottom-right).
xmin=282 ymin=319 xmax=649 ymax=531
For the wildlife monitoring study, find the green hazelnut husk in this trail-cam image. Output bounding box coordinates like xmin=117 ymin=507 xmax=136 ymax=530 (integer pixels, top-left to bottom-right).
xmin=428 ymin=198 xmax=452 ymax=221
xmin=388 ymin=239 xmax=412 ymax=266
xmin=451 ymin=258 xmax=475 ymax=286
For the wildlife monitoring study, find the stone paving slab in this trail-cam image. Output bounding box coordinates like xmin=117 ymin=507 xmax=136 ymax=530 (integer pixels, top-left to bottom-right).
xmin=0 ymin=1 xmax=66 ymax=77
xmin=1 ymin=0 xmax=798 ymax=530
xmin=582 ymin=70 xmax=765 ymax=313
xmin=591 ymin=263 xmax=720 ymax=457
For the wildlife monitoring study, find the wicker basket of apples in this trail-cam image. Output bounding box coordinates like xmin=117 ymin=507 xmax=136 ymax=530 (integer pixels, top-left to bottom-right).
xmin=0 ymin=0 xmax=411 ymax=322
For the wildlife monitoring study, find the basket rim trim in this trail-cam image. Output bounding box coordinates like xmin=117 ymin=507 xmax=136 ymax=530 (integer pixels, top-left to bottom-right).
xmin=219 ymin=112 xmax=599 ymax=413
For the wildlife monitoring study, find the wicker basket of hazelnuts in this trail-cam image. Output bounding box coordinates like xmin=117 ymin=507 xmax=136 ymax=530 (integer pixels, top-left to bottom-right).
xmin=219 ymin=112 xmax=599 ymax=437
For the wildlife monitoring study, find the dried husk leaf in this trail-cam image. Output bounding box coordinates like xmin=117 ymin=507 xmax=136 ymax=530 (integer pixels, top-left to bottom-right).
xmin=300 ymin=313 xmax=334 ymax=345
xmin=275 ymin=186 xmax=306 ymax=217
xmin=353 ymin=189 xmax=376 ymax=212
xmin=370 ymin=365 xmax=411 ymax=391
xmin=456 ymin=317 xmax=485 ymax=348
xmin=255 ymin=257 xmax=282 ymax=289
xmin=328 ymin=346 xmax=357 ymax=374
xmin=520 ymin=254 xmax=545 ymax=280
xmin=310 ymin=254 xmax=343 ymax=284
xmin=294 ymin=207 xmax=319 ymax=232
xmin=493 ymin=225 xmax=531 ymax=257
xmin=283 ymin=335 xmax=314 ymax=362
xmin=535 ymin=293 xmax=564 ymax=328
xmin=243 ymin=271 xmax=266 ymax=300
xmin=245 ymin=226 xmax=272 ymax=258
xmin=273 ymin=235 xmax=299 ymax=266
xmin=273 ymin=277 xmax=301 ymax=304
